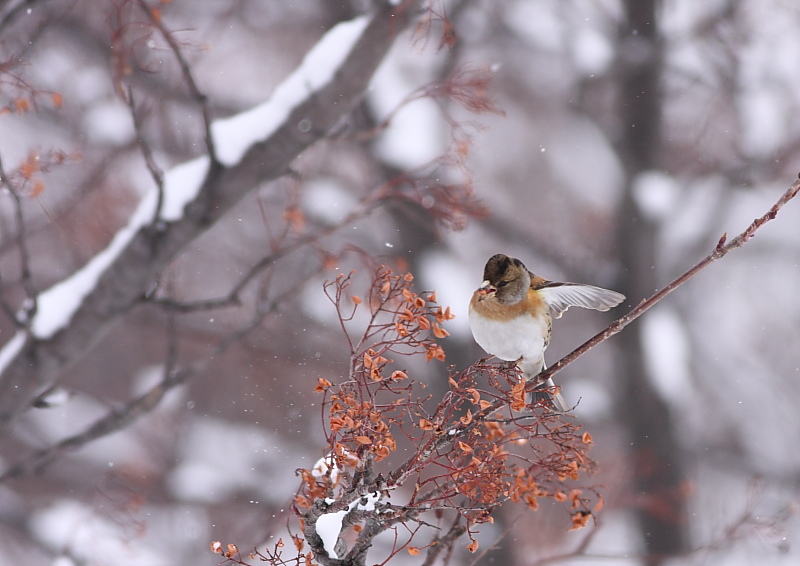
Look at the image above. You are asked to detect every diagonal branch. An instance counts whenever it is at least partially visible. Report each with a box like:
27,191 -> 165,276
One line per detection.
536,175 -> 800,386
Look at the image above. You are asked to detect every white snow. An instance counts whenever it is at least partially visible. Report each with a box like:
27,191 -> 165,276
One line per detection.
316,493 -> 381,559
0,330 -> 26,375
738,87 -> 785,158
30,156 -> 209,339
573,27 -> 613,75
211,15 -> 370,166
502,1 -> 563,51
547,114 -> 623,208
311,454 -> 341,484
317,505 -> 349,559
23,393 -> 155,468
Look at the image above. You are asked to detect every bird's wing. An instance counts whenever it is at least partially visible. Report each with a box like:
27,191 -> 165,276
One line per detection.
537,282 -> 625,319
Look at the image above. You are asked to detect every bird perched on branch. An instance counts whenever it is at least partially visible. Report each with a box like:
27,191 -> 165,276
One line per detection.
468,254 -> 625,411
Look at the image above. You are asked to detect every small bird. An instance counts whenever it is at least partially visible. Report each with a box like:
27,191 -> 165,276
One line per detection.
468,254 -> 625,411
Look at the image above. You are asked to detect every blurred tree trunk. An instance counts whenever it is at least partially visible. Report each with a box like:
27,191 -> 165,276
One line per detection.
615,0 -> 688,562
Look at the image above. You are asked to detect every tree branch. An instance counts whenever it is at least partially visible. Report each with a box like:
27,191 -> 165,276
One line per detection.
537,176 -> 800,386
0,0 -> 422,430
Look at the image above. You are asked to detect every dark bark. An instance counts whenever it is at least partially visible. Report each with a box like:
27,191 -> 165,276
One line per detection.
615,0 -> 689,562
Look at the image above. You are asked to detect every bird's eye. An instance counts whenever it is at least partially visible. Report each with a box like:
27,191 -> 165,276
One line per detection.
497,281 -> 509,288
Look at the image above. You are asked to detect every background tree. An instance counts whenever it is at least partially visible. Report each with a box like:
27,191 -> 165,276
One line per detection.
1,1 -> 799,566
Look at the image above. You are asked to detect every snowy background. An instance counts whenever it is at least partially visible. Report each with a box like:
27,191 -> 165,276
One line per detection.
1,1 -> 799,565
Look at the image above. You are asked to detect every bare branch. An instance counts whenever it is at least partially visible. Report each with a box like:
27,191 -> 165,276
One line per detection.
125,87 -> 167,225
136,0 -> 218,162
536,176 -> 800,386
0,152 -> 36,326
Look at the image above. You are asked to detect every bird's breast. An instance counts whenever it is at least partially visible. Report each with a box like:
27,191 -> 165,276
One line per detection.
468,303 -> 550,363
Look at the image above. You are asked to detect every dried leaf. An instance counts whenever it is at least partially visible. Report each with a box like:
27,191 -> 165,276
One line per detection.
569,511 -> 592,531
15,98 -> 30,114
594,496 -> 605,512
31,180 -> 45,198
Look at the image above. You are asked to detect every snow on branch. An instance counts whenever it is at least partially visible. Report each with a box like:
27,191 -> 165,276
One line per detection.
0,1 -> 422,429
211,15 -> 370,167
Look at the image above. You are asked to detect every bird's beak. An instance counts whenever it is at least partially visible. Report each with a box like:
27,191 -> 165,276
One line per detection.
476,280 -> 496,301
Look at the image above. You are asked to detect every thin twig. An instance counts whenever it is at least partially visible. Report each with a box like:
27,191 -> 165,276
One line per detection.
0,152 -> 37,326
137,0 -> 218,162
153,185 -> 386,313
125,87 -> 166,225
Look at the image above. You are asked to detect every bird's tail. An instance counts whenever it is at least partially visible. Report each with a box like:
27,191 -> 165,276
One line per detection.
519,359 -> 570,412
531,377 -> 570,412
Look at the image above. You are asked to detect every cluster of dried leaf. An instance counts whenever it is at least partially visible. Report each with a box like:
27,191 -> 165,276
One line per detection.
213,266 -> 600,566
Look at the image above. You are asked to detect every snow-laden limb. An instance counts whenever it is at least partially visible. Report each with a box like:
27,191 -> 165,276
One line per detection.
314,493 -> 382,560
29,13 -> 370,339
317,504 -> 349,559
0,1 -> 420,430
32,157 -> 210,339
212,16 -> 370,167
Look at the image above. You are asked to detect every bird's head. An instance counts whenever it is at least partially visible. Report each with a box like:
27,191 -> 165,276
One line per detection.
477,254 -> 531,304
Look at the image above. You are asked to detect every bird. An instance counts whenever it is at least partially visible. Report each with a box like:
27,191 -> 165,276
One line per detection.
468,254 -> 625,411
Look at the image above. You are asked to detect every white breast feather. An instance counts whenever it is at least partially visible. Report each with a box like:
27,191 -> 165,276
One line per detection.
468,309 -> 548,367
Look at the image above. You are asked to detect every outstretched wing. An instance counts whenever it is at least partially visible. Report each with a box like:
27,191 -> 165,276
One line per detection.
536,281 -> 625,319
